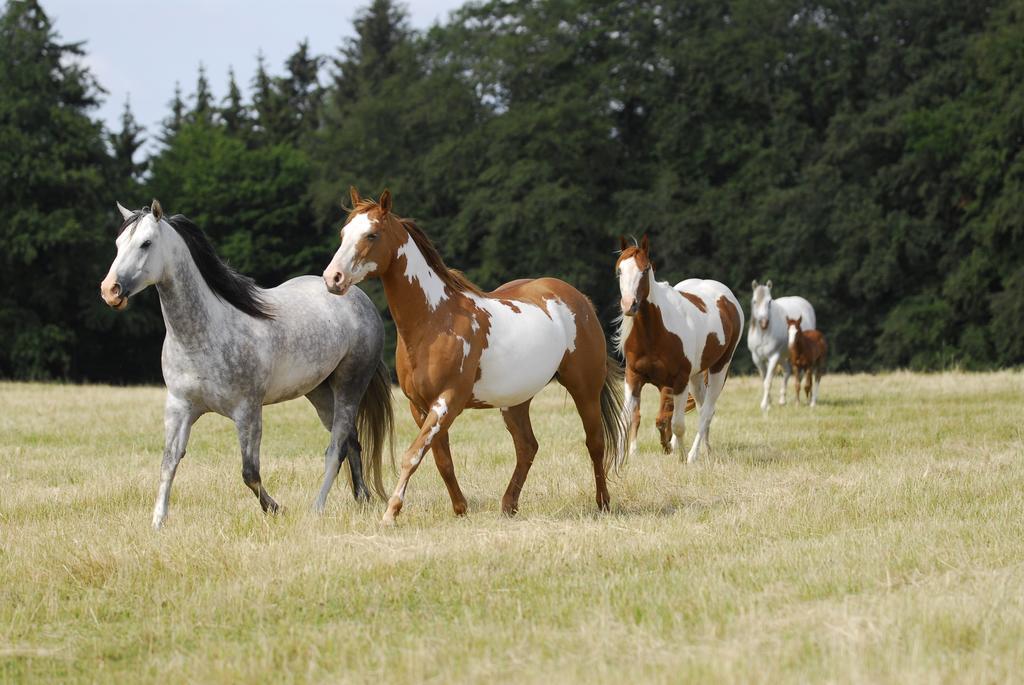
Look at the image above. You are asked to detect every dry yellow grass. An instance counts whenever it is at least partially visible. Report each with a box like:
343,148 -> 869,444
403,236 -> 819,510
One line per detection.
2,371 -> 1023,683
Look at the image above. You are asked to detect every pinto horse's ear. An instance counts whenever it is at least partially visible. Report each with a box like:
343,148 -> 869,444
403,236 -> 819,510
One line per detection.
766,279 -> 773,290
619,235 -> 629,252
349,186 -> 361,208
116,202 -> 133,221
379,189 -> 392,214
639,233 -> 650,254
150,199 -> 163,221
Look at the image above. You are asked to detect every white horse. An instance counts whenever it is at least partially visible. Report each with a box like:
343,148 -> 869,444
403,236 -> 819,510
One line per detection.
100,201 -> 394,528
746,280 -> 816,410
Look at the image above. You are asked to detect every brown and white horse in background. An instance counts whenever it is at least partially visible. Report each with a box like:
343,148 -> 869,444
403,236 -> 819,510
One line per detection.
616,236 -> 743,463
786,316 -> 827,406
322,188 -> 626,524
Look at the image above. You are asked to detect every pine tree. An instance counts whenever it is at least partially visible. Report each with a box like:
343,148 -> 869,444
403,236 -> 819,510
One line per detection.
191,63 -> 214,124
332,0 -> 413,102
108,96 -> 147,183
160,82 -> 186,145
251,51 -> 284,142
0,0 -> 114,378
280,39 -> 323,142
250,43 -> 324,145
221,67 -> 249,137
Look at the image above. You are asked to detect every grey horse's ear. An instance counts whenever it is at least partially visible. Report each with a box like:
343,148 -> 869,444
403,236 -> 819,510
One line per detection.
116,202 -> 133,221
766,279 -> 773,290
751,279 -> 758,291
150,199 -> 163,221
349,186 -> 361,207
379,188 -> 392,214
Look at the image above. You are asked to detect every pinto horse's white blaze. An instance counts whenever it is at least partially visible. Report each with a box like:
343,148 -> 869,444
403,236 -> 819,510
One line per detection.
324,213 -> 379,293
617,256 -> 644,312
469,294 -> 577,408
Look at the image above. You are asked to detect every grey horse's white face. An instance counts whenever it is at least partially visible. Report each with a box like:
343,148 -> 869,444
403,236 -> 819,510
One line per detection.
750,280 -> 774,331
100,202 -> 170,309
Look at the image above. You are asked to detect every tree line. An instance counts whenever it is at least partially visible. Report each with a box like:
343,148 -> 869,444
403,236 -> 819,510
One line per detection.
2,0 -> 1021,382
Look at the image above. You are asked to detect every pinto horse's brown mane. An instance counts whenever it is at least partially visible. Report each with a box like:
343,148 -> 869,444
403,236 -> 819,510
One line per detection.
347,198 -> 485,297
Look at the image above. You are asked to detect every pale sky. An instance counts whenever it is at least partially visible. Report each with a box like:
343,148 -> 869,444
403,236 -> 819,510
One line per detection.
42,0 -> 467,150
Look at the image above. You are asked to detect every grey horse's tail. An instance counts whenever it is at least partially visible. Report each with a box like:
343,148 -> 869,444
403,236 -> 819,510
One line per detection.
600,355 -> 628,474
357,359 -> 394,499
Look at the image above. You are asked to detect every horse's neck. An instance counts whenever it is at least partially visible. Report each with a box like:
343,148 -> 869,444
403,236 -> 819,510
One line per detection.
156,243 -> 232,348
632,278 -> 677,347
380,237 -> 464,348
751,302 -> 787,348
649,278 -> 679,311
791,332 -> 812,361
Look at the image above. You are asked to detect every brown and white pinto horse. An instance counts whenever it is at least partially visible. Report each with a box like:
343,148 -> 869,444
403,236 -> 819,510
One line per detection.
786,316 -> 827,406
323,188 -> 626,524
616,236 -> 743,463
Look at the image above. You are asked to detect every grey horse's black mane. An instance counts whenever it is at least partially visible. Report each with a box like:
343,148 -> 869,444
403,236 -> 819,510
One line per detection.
119,207 -> 274,319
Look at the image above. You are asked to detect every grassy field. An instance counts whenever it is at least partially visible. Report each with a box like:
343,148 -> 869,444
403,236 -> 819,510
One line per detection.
1,371 -> 1023,683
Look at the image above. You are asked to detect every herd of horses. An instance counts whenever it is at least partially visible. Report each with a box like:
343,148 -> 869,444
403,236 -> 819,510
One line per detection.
99,190 -> 828,528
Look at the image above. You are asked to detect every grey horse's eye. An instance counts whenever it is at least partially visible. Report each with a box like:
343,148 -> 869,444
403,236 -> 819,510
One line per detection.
141,240 -> 152,249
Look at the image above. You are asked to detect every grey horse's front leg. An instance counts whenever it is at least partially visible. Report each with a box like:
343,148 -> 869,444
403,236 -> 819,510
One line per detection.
235,407 -> 279,514
152,394 -> 197,529
779,359 -> 792,405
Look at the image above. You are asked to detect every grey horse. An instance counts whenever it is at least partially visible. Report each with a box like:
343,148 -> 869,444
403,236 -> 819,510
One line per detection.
100,200 -> 393,529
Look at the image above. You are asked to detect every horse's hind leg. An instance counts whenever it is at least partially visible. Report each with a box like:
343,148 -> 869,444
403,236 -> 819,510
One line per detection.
235,404 -> 279,514
687,374 -> 710,450
152,394 -> 199,529
619,371 -> 642,461
560,369 -> 611,512
329,384 -> 366,502
804,368 -> 814,406
685,369 -> 729,464
811,366 -> 822,407
500,401 -> 539,516
307,382 -> 352,511
345,434 -> 370,501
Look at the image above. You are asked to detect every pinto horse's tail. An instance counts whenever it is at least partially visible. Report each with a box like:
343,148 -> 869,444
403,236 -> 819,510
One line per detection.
601,355 -> 629,473
357,359 -> 395,499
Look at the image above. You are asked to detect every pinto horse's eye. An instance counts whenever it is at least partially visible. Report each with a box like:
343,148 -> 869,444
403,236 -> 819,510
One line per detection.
615,268 -> 621,277
367,232 -> 379,242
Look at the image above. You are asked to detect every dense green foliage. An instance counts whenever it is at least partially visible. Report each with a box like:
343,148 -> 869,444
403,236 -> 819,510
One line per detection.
1,0 -> 1022,380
